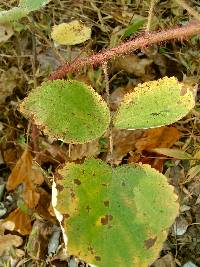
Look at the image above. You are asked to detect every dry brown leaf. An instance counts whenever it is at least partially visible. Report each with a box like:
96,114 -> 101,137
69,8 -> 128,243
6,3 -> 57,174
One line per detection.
70,139 -> 100,160
152,253 -> 176,267
6,149 -> 44,208
24,186 -> 40,209
113,54 -> 153,77
5,208 -> 32,235
34,188 -> 57,224
0,67 -> 19,104
128,127 -> 180,172
128,152 -> 164,172
27,220 -> 54,260
110,84 -> 137,111
0,234 -> 23,256
108,128 -> 144,165
6,150 -> 33,191
135,126 -> 180,152
0,24 -> 13,43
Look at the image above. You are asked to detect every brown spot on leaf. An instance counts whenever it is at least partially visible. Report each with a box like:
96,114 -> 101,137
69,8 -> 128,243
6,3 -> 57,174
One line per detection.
86,205 -> 91,212
144,236 -> 157,249
56,184 -> 64,191
74,179 -> 81,185
95,256 -> 101,261
104,200 -> 110,207
64,214 -> 70,219
180,85 -> 187,96
122,181 -> 126,186
101,214 -> 113,225
70,189 -> 75,198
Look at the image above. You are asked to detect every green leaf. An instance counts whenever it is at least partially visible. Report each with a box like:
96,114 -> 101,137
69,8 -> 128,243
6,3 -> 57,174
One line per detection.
122,18 -> 145,38
152,148 -> 192,159
0,7 -> 28,24
0,0 -> 50,24
51,21 -> 91,45
19,0 -> 51,11
114,77 -> 196,129
54,158 -> 179,267
20,80 -> 110,144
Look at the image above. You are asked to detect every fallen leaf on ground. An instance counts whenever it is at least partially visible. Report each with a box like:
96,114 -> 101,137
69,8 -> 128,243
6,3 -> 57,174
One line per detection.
34,188 -> 57,224
0,67 -> 19,105
107,128 -> 144,164
113,54 -> 153,77
172,215 -> 190,236
152,148 -> 192,160
135,126 -> 180,152
152,253 -> 176,267
0,24 -> 13,43
110,84 -> 137,111
5,208 -> 32,235
23,185 -> 40,209
0,220 -> 23,256
27,220 -> 54,260
0,234 -> 23,256
6,149 -> 44,209
70,140 -> 100,160
129,127 -> 181,171
6,150 -> 32,191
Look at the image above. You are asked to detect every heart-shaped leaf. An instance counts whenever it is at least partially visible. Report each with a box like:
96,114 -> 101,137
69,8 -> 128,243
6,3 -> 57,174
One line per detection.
54,158 -> 179,267
114,76 -> 196,129
20,80 -> 110,144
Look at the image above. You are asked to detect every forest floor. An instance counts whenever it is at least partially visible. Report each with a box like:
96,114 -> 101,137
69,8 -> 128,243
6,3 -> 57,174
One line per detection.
0,0 -> 200,266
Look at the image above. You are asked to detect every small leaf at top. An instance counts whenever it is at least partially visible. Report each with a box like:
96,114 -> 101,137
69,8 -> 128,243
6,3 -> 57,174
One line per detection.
54,158 -> 179,267
114,77 -> 196,129
122,18 -> 145,38
20,80 -> 110,144
51,20 -> 91,45
19,0 -> 51,11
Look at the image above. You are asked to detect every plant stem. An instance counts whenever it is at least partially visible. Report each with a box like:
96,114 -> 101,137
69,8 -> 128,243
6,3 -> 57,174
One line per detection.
102,62 -> 113,166
146,0 -> 157,32
49,20 -> 200,80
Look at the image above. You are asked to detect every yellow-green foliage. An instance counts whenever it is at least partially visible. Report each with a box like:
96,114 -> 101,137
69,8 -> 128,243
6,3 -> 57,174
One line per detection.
54,158 -> 179,267
0,0 -> 50,23
20,80 -> 110,144
114,76 -> 196,129
51,21 -> 91,45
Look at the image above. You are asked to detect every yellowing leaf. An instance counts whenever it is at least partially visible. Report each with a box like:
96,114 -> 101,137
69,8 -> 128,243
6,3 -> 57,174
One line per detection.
51,21 -> 91,45
20,80 -> 110,144
114,77 -> 196,129
151,148 -> 192,159
54,158 -> 179,267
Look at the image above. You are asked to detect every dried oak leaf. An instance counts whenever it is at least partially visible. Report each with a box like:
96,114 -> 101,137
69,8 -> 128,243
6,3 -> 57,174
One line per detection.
135,126 -> 180,152
6,150 -> 44,209
129,127 -> 180,172
108,128 -> 144,165
5,208 -> 32,235
70,139 -> 100,161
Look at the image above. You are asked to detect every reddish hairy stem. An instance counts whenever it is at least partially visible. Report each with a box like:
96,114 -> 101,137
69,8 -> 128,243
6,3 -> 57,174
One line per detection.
49,21 -> 200,80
